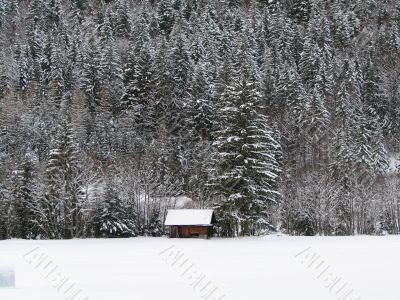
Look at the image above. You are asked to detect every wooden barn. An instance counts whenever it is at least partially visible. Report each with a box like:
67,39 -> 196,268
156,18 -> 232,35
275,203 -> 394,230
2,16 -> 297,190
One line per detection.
164,209 -> 216,238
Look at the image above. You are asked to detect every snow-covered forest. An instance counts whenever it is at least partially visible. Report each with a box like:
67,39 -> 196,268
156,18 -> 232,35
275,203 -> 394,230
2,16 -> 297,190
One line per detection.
0,0 -> 400,239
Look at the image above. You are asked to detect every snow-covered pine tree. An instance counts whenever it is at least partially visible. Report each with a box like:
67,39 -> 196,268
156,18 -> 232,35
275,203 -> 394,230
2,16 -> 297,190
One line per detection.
276,61 -> 309,122
120,43 -> 136,110
0,203 -> 5,240
68,0 -> 87,27
169,30 -> 192,100
362,58 -> 388,123
114,0 -> 131,37
157,0 -> 174,36
352,105 -> 388,182
41,106 -> 82,239
99,14 -> 123,117
146,208 -> 163,237
48,44 -> 65,110
94,181 -> 137,238
352,106 -> 376,184
14,43 -> 29,94
353,0 -> 376,24
211,64 -> 281,236
332,3 -> 352,49
12,153 -> 38,239
299,36 -> 321,89
120,43 -> 155,139
79,36 -> 102,139
330,61 -> 359,183
303,81 -> 330,167
290,0 -> 311,23
0,175 -> 12,240
186,64 -> 214,141
0,1 -> 5,29
80,36 -> 102,113
308,2 -> 334,62
44,0 -> 61,29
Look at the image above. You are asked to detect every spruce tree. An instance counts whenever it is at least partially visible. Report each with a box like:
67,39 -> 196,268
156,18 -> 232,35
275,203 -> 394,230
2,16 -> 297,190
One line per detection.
186,65 -> 214,141
114,0 -> 131,37
13,153 -> 38,239
94,182 -> 137,238
157,0 -> 174,36
298,36 -> 320,89
304,81 -> 330,152
362,58 -> 388,120
146,209 -> 163,237
121,44 -> 155,138
42,106 -> 82,239
290,0 -> 311,23
99,15 -> 123,117
211,66 -> 281,236
80,36 -> 102,113
169,31 -> 192,99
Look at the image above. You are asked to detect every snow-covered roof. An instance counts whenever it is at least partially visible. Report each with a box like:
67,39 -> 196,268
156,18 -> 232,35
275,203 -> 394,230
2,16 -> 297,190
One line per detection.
165,209 -> 215,226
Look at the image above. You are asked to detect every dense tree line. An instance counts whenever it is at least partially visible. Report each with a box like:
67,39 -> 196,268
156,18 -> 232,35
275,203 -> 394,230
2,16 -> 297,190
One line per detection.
0,0 -> 400,239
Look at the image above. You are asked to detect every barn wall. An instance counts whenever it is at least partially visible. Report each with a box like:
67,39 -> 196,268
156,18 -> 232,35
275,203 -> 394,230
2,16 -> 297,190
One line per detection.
169,226 -> 213,238
178,226 -> 210,238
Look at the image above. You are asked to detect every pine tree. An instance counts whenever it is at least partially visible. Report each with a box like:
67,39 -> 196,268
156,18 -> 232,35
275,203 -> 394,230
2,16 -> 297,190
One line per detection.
0,202 -> 6,239
353,0 -> 376,24
332,5 -> 352,49
363,58 -> 388,120
269,10 -> 301,64
0,1 -> 5,29
308,3 -> 334,61
146,209 -> 163,236
352,106 -> 388,179
352,106 -> 376,183
304,81 -> 330,146
169,31 -> 192,99
330,72 -> 357,186
0,176 -> 13,240
186,64 -> 214,141
290,0 -> 311,23
211,66 -> 281,236
99,16 -> 123,117
260,63 -> 276,116
14,44 -> 29,93
0,48 -> 10,101
80,36 -> 102,113
28,0 -> 45,27
68,0 -> 88,26
80,36 -> 102,139
94,181 -> 137,238
276,61 -> 309,124
157,0 -> 174,36
121,43 -> 155,139
120,44 -> 136,109
42,108 -> 82,239
12,153 -> 38,239
48,45 -> 65,109
45,0 -> 61,29
298,36 -> 320,89
114,0 -> 131,37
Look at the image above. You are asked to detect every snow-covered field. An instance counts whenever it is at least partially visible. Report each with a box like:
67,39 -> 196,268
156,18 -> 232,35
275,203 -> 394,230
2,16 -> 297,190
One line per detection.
0,235 -> 399,300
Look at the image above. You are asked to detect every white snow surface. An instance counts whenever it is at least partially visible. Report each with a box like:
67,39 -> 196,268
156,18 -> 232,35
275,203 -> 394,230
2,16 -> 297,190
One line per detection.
0,235 -> 399,300
164,209 -> 214,226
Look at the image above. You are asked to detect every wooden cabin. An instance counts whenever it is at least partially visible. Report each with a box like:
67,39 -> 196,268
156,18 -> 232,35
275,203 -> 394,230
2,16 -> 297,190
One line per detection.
164,209 -> 216,238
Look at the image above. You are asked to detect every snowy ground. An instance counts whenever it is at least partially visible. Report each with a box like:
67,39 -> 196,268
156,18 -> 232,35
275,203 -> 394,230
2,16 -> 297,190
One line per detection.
0,235 -> 399,300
